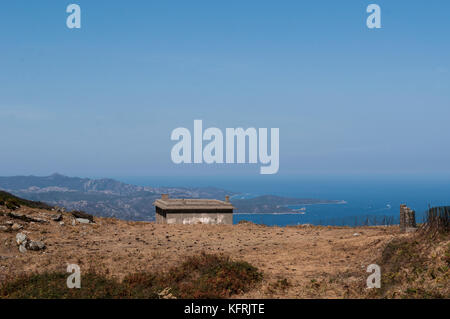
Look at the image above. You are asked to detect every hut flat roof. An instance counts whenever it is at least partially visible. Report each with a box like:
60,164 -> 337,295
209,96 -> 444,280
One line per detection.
153,198 -> 234,210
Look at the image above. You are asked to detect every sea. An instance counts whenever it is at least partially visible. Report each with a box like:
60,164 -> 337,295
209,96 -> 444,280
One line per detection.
119,174 -> 450,227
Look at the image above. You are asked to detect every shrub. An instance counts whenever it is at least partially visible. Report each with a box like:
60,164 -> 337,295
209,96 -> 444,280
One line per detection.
373,234 -> 449,299
0,253 -> 262,299
162,252 -> 263,298
0,273 -> 124,299
420,206 -> 450,235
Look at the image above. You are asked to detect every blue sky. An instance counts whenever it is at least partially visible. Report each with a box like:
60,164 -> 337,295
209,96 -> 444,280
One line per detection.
0,1 -> 449,177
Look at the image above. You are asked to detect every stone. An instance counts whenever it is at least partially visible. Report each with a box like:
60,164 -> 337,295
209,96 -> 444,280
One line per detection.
19,244 -> 27,253
158,287 -> 176,299
16,233 -> 27,245
59,221 -> 65,226
353,233 -> 360,236
0,226 -> 8,232
76,218 -> 91,224
72,219 -> 76,226
52,214 -> 62,222
71,211 -> 94,223
11,223 -> 23,231
27,241 -> 46,251
8,212 -> 47,223
33,218 -> 48,223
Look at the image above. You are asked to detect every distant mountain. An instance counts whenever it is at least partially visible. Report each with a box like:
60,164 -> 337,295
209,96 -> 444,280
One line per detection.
0,174 -> 342,221
0,174 -> 235,221
0,173 -> 149,196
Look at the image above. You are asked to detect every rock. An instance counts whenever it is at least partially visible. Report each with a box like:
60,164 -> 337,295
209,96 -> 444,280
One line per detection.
71,211 -> 94,223
16,233 -> 27,245
353,233 -> 360,236
8,212 -> 35,222
27,241 -> 46,251
0,226 -> 8,232
76,218 -> 91,224
158,287 -> 176,299
52,214 -> 62,222
33,217 -> 48,223
5,221 -> 13,226
59,221 -> 65,226
6,202 -> 19,210
8,212 -> 48,223
11,223 -> 23,231
72,219 -> 76,226
19,244 -> 27,253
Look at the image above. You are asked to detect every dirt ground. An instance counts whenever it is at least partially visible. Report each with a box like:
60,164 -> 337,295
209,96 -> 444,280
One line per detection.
0,207 -> 406,298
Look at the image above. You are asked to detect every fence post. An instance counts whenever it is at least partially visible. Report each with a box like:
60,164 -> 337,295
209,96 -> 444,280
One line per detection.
400,204 -> 406,232
400,204 -> 417,233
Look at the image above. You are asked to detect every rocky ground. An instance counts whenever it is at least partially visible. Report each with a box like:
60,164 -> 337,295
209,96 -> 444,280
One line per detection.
0,205 -> 413,298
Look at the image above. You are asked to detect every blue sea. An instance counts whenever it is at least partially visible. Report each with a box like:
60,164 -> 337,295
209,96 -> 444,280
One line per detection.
118,174 -> 450,227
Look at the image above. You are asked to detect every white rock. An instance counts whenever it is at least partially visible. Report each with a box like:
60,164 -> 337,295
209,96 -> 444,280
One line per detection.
16,233 -> 27,245
19,244 -> 27,253
76,218 -> 91,224
353,233 -> 360,236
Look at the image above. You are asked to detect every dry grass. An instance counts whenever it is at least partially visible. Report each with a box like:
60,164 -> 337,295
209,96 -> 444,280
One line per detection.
0,253 -> 262,299
3,204 -> 445,299
376,235 -> 449,298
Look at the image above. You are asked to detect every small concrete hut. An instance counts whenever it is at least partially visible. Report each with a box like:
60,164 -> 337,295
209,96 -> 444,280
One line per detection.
153,194 -> 234,225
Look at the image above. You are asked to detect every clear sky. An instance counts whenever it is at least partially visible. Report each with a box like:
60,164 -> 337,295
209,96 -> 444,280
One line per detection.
0,1 -> 449,177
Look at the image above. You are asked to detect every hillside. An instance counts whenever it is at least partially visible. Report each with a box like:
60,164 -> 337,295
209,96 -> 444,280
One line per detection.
1,193 -> 447,299
0,190 -> 53,210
